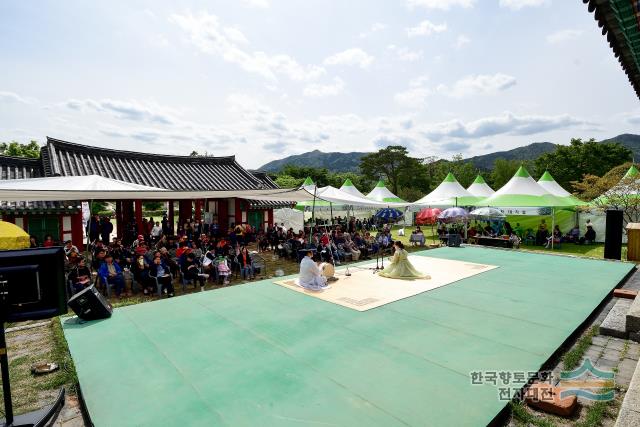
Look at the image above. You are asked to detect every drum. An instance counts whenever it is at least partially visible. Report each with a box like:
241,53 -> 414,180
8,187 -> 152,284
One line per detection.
319,262 -> 335,278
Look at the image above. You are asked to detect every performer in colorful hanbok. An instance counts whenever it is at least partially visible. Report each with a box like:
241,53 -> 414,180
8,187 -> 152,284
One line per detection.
298,249 -> 330,291
379,241 -> 430,280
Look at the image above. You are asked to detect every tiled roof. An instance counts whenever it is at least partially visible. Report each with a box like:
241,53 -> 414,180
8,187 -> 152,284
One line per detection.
584,0 -> 640,99
44,137 -> 270,191
0,154 -> 79,213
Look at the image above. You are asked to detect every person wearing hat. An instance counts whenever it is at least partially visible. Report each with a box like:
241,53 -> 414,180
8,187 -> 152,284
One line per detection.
298,249 -> 329,291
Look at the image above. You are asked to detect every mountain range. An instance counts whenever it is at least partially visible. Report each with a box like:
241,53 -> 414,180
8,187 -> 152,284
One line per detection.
258,134 -> 640,173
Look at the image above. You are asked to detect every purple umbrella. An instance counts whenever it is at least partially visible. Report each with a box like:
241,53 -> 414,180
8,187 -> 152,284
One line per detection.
437,207 -> 469,223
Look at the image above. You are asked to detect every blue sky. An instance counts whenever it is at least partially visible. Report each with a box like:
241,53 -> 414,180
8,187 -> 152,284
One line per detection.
0,0 -> 638,169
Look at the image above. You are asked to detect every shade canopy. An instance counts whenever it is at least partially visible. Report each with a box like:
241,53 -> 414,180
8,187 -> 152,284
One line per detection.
366,181 -> 405,203
466,175 -> 495,197
479,166 -> 577,208
295,178 -> 406,211
413,173 -> 480,207
537,171 -> 585,206
0,221 -> 30,250
469,207 -> 506,219
0,174 -> 317,202
339,179 -> 367,199
416,208 -> 442,225
375,208 -> 403,220
438,207 -> 469,223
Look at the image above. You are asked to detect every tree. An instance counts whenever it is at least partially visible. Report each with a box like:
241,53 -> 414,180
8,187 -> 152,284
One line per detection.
588,174 -> 640,226
0,140 -> 41,158
572,162 -> 632,201
534,138 -> 631,191
433,154 -> 477,188
274,174 -> 304,188
359,146 -> 422,195
489,158 -> 534,189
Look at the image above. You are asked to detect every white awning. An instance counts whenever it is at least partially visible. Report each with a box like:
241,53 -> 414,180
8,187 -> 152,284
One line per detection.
0,175 -> 317,202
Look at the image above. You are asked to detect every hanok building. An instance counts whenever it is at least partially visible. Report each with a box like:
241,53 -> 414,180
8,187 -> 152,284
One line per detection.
0,137 -> 288,249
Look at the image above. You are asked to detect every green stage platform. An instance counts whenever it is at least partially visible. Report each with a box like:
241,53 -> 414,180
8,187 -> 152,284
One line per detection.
62,247 -> 635,427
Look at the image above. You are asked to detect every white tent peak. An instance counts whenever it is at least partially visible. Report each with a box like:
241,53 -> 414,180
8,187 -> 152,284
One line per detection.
366,180 -> 405,203
413,173 -> 473,206
467,175 -> 495,197
537,171 -> 572,197
339,179 -> 366,199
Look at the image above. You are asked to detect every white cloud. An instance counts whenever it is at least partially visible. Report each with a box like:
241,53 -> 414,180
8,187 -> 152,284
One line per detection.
0,90 -> 34,104
324,48 -> 374,69
499,0 -> 549,10
407,20 -> 447,37
454,35 -> 471,49
239,0 -> 269,8
359,23 -> 387,38
421,112 -> 586,141
546,29 -> 583,44
64,98 -> 179,124
437,73 -> 517,98
388,45 -> 423,62
171,11 -> 324,82
407,0 -> 475,10
394,75 -> 430,108
303,78 -> 346,98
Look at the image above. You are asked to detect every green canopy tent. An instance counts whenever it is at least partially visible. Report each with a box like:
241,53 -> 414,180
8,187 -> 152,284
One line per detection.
366,180 -> 406,204
480,166 -> 582,248
412,172 -> 483,207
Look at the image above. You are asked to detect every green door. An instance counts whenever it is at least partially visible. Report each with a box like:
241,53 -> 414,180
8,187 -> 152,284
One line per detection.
28,216 -> 60,244
247,211 -> 263,231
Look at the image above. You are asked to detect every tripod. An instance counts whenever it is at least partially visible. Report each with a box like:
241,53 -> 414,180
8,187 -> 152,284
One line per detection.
0,279 -> 65,427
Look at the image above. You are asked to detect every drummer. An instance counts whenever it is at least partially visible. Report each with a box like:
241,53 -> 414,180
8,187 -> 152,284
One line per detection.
298,249 -> 330,291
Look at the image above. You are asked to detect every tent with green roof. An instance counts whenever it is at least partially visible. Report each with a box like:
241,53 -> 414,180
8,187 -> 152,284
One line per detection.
413,173 -> 481,207
366,180 -> 406,203
480,166 -> 579,208
339,178 -> 367,199
537,171 -> 585,206
466,175 -> 495,198
294,177 -> 332,211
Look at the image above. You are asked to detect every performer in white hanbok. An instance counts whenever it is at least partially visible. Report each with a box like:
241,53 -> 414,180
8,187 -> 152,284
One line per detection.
298,250 -> 330,291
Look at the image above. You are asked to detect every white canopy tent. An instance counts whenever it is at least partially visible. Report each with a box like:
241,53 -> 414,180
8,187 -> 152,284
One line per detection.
0,175 -> 317,202
366,180 -> 405,203
466,175 -> 495,197
339,179 -> 367,199
412,173 -> 479,207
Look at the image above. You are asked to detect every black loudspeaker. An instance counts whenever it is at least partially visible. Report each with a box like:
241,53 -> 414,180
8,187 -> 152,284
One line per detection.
604,209 -> 624,260
68,285 -> 113,321
0,247 -> 67,322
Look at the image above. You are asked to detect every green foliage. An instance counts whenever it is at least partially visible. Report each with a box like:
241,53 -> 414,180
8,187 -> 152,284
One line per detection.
534,138 -> 631,191
0,140 -> 41,158
143,201 -> 163,211
274,174 -> 304,188
360,145 -> 422,194
90,201 -> 109,214
433,154 -> 477,188
490,158 -> 534,189
563,325 -> 599,371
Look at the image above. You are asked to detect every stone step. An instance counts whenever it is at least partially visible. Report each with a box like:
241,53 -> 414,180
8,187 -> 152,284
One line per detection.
614,352 -> 640,426
626,295 -> 640,333
601,299 -> 633,339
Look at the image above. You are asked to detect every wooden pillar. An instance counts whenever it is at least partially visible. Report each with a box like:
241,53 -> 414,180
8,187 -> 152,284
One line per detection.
178,200 -> 191,227
115,201 -> 123,238
218,199 -> 228,231
267,208 -> 274,229
194,199 -> 202,221
71,212 -> 85,251
134,200 -> 143,234
234,199 -> 242,226
168,200 -> 174,234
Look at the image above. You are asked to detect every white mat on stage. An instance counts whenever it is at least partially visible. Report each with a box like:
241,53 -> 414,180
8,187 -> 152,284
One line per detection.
273,255 -> 498,311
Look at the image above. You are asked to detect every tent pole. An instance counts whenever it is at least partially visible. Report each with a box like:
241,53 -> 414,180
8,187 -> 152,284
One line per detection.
551,208 -> 555,250
310,186 -> 318,245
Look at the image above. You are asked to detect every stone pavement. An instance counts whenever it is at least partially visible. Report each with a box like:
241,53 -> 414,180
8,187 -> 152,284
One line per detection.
51,395 -> 85,427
